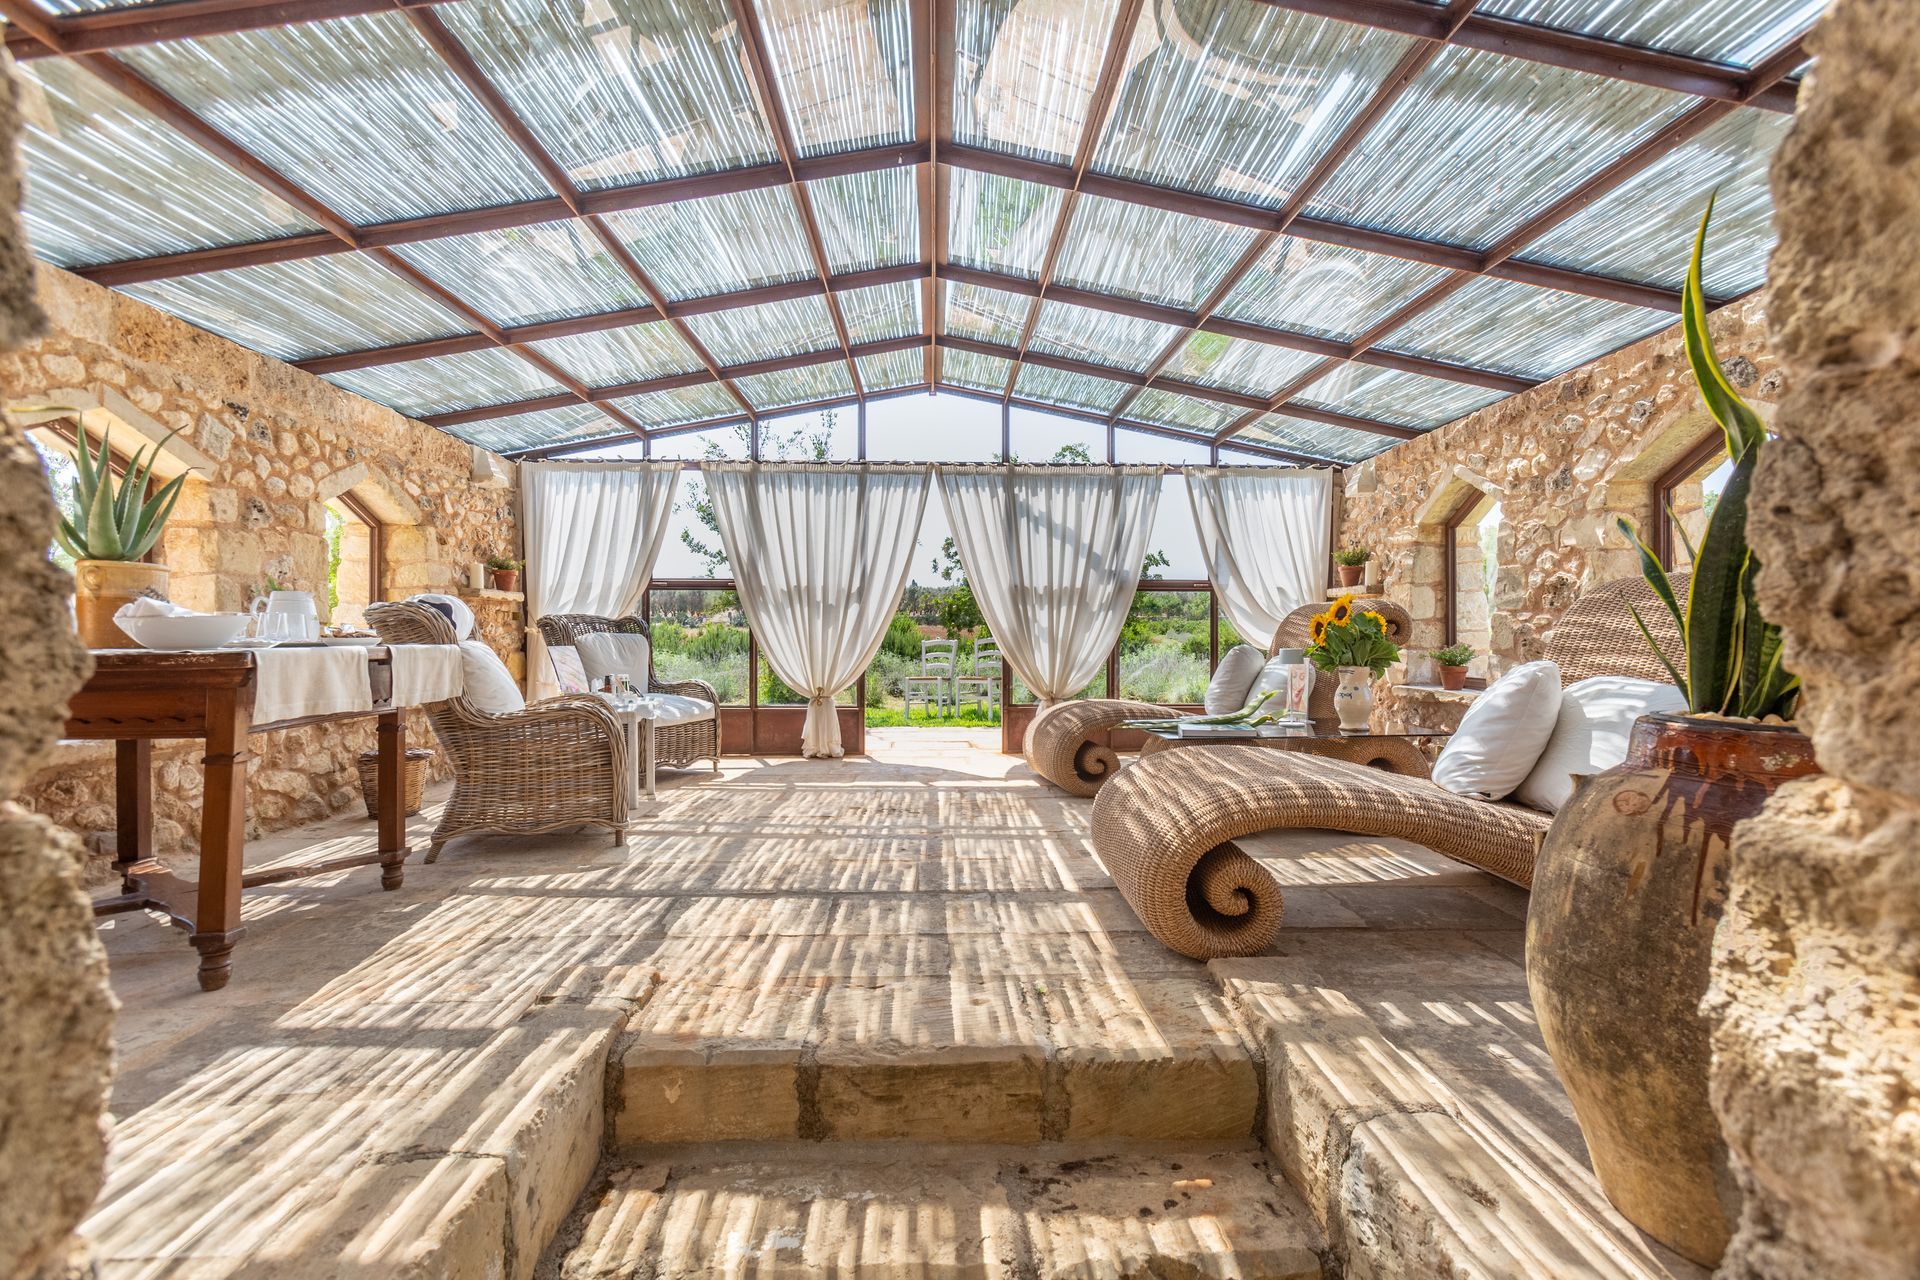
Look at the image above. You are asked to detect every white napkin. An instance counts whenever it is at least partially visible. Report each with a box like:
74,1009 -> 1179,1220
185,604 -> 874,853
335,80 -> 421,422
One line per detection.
388,644 -> 464,708
115,597 -> 201,621
253,647 -> 375,724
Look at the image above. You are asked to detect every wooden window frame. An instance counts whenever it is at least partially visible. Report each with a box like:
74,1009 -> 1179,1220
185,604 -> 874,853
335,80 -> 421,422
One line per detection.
1651,434 -> 1728,571
329,490 -> 386,608
1443,489 -> 1495,690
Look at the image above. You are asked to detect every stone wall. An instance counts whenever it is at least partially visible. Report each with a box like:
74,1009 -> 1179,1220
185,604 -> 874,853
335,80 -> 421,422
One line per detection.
1339,298 -> 1782,696
1706,2 -> 1920,1275
2,265 -> 524,870
0,55 -> 114,1280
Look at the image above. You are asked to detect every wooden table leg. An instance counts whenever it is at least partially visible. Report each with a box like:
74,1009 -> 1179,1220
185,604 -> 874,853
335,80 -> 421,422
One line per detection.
114,738 -> 153,889
190,687 -> 250,992
376,709 -> 409,890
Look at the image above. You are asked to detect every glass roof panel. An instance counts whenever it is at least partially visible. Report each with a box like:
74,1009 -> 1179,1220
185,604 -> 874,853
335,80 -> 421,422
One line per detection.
1519,110 -> 1790,296
13,58 -> 322,267
945,167 -> 1064,279
682,295 -> 839,363
755,0 -> 914,156
808,168 -> 919,273
1306,47 -> 1695,249
1165,332 -> 1323,398
1293,363 -> 1503,430
1378,277 -> 1671,380
1027,300 -> 1184,372
942,282 -> 1031,347
1477,0 -> 1824,67
448,404 -> 630,455
612,381 -> 741,428
119,255 -> 471,361
1240,412 -> 1392,463
602,186 -> 814,300
1014,364 -> 1128,415
120,13 -> 553,224
838,281 -> 921,343
1053,195 -> 1257,309
951,0 -> 1124,164
323,348 -> 565,417
1094,2 -> 1415,207
1124,387 -> 1242,435
441,0 -> 777,191
1215,236 -> 1450,341
391,222 -> 650,327
940,348 -> 1012,393
736,360 -> 856,410
527,320 -> 703,386
858,346 -> 925,391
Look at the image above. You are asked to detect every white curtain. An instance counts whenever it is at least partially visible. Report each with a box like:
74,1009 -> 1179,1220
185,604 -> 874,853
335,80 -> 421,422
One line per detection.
938,466 -> 1161,710
706,463 -> 930,758
1185,466 -> 1332,646
521,461 -> 680,699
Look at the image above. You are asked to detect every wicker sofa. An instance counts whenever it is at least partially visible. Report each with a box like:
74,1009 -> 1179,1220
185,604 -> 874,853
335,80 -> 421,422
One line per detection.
365,601 -> 628,862
1088,576 -> 1687,960
535,613 -> 721,772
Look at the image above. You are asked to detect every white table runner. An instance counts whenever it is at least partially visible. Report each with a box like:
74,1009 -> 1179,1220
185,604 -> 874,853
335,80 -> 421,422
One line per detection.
253,647 -> 376,724
388,644 -> 464,707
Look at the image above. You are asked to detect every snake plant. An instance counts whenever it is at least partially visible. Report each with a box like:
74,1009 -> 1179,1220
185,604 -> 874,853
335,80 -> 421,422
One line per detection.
1615,196 -> 1799,720
52,418 -> 188,563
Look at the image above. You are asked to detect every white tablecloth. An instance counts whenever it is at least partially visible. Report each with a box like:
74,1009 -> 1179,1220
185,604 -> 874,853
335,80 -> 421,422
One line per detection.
253,647 -> 376,724
388,644 -> 464,707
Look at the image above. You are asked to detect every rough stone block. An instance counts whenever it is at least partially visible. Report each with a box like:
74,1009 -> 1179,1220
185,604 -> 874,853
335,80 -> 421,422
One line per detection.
814,1044 -> 1046,1142
614,1041 -> 801,1145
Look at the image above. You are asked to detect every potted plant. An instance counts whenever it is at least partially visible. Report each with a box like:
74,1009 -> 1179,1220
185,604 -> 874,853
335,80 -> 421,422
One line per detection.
52,420 -> 189,649
1332,544 -> 1370,587
1525,198 -> 1815,1268
1304,594 -> 1400,730
1432,643 -> 1475,690
485,555 -> 522,592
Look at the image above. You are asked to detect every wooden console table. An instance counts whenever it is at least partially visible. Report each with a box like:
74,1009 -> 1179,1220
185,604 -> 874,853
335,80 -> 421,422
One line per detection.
66,649 -> 412,991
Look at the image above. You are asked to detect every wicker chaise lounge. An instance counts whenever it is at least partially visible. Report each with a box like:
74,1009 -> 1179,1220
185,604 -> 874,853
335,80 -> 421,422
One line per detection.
1089,576 -> 1686,960
536,613 -> 722,772
366,601 -> 629,861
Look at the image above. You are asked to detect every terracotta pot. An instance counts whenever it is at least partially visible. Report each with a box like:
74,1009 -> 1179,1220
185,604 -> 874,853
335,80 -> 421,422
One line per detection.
1336,563 -> 1365,587
489,569 -> 520,592
1527,713 -> 1818,1266
73,558 -> 170,649
1438,664 -> 1469,691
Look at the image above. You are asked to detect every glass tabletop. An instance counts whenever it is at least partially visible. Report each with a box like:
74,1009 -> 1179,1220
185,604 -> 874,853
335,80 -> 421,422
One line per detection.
1133,720 -> 1451,741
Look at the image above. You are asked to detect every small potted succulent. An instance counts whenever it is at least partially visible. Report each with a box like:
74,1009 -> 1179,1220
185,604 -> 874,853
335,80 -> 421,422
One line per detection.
1432,643 -> 1475,690
485,554 -> 522,592
1332,544 -> 1371,588
53,420 -> 190,648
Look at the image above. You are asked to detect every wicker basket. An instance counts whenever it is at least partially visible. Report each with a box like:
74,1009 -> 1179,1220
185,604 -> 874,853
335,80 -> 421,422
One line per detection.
356,747 -> 434,818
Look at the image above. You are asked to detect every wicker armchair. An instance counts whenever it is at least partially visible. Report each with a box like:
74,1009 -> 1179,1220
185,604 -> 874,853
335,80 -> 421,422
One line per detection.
534,613 -> 721,771
365,602 -> 627,862
1088,576 -> 1689,960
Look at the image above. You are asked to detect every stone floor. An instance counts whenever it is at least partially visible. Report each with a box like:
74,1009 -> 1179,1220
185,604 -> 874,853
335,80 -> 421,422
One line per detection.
81,728 -> 1703,1279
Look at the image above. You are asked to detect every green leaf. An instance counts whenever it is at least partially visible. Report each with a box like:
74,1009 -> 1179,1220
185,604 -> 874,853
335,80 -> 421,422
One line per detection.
1684,446 -> 1758,713
82,444 -> 124,561
54,516 -> 85,562
1664,498 -> 1700,568
1626,599 -> 1689,697
1682,195 -> 1766,460
128,472 -> 188,559
1616,517 -> 1686,634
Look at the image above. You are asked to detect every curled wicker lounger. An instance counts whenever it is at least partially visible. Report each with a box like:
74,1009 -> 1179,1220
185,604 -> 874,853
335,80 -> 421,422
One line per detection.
1024,698 -> 1177,796
1092,746 -> 1552,959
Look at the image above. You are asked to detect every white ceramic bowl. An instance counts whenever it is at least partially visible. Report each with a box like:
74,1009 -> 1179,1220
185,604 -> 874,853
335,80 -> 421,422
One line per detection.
120,613 -> 250,651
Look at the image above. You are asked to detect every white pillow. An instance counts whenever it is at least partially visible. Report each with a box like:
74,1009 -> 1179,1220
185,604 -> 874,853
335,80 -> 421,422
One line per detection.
458,639 -> 525,713
1512,676 -> 1688,813
1204,645 -> 1267,714
1241,654 -> 1297,714
577,631 -> 651,686
1430,660 -> 1563,801
409,592 -> 475,640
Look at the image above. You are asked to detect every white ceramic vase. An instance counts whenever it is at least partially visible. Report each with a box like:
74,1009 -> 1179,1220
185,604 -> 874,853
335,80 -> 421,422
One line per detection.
1334,666 -> 1374,731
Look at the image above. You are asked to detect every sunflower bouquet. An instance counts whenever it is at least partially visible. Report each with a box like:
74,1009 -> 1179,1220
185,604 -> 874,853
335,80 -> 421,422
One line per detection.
1306,594 -> 1400,676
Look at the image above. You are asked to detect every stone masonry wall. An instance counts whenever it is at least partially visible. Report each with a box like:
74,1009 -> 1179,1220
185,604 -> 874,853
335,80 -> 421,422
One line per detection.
3,265 -> 524,873
1705,3 -> 1920,1276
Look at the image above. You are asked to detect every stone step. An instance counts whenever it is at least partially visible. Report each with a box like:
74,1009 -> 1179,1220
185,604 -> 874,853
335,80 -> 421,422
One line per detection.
542,1145 -> 1325,1279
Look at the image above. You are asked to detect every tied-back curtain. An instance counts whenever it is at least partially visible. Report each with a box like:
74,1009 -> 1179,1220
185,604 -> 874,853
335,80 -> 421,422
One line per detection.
706,463 -> 931,758
1185,467 -> 1332,647
938,466 -> 1162,710
522,461 -> 680,699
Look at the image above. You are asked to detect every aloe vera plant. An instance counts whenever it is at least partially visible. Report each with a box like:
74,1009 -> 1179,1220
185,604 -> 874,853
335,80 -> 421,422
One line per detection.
1615,196 -> 1799,720
52,418 -> 188,563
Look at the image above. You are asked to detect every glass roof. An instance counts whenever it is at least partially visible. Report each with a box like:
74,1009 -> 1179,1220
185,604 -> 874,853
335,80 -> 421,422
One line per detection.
857,346 -> 926,392
808,167 -> 920,273
736,360 -> 856,411
681,295 -> 839,363
950,0 -> 1124,164
447,404 -> 631,456
1378,278 -> 1672,380
943,282 -> 1032,347
1216,237 -> 1451,342
322,347 -> 565,418
526,320 -> 704,387
945,167 -> 1064,279
940,348 -> 1013,394
1166,332 -> 1324,399
838,281 -> 922,344
1479,0 -> 1825,67
1014,364 -> 1129,416
122,255 -> 472,361
1240,413 -> 1393,463
1027,300 -> 1185,372
756,0 -> 914,156
612,381 -> 742,428
1124,387 -> 1244,436
1054,195 -> 1258,309
601,186 -> 814,300
391,223 -> 650,327
1293,363 -> 1506,430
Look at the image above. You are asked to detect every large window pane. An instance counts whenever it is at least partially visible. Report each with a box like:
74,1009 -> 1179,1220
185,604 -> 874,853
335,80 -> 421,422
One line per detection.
1119,587 -> 1212,706
649,585 -> 750,704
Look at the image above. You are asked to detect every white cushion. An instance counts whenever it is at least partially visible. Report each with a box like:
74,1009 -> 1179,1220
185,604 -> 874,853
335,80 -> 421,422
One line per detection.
577,631 -> 651,686
409,592 -> 475,640
1512,676 -> 1688,813
458,639 -> 525,713
641,693 -> 715,727
1204,645 -> 1267,714
1241,654 -> 1297,714
1431,660 -> 1563,801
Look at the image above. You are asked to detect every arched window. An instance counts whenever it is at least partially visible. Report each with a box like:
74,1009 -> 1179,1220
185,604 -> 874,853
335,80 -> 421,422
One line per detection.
324,493 -> 382,627
1445,490 -> 1502,684
1653,436 -> 1733,571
